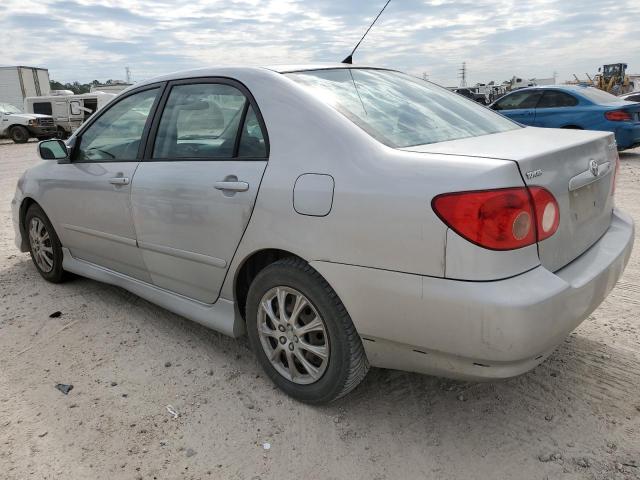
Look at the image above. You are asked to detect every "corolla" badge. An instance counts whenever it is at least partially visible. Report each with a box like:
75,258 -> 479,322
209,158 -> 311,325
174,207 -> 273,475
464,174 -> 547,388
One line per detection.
525,169 -> 543,180
589,159 -> 599,177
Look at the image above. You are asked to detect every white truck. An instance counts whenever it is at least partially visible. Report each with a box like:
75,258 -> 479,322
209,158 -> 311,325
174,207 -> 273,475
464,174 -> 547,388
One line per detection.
0,66 -> 51,108
24,91 -> 116,138
0,66 -> 57,142
0,102 -> 57,143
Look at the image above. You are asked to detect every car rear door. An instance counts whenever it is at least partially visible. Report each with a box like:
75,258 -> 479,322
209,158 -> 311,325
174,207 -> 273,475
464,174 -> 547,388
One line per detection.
41,85 -> 163,282
130,78 -> 269,303
492,90 -> 543,125
533,90 -> 580,127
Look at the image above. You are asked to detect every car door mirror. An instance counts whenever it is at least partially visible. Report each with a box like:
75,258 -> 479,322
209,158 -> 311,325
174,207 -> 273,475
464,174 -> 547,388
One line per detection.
39,139 -> 69,162
70,101 -> 82,116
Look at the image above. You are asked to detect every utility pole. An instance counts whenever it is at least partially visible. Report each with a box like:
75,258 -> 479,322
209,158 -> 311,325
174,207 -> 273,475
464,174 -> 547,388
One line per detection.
553,70 -> 558,85
458,62 -> 467,88
422,72 -> 429,81
125,66 -> 132,84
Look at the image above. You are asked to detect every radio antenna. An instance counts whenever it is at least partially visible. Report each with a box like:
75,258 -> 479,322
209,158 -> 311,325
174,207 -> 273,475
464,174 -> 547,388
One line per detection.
342,0 -> 392,64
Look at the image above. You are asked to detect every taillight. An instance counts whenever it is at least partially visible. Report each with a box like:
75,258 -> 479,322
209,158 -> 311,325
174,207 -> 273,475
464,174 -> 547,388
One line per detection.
432,187 -> 559,251
528,186 -> 560,241
612,150 -> 620,196
604,110 -> 632,122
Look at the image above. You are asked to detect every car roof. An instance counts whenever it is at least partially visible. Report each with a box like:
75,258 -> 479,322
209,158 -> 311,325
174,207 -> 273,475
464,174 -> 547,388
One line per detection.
128,64 -> 395,91
514,84 -> 597,92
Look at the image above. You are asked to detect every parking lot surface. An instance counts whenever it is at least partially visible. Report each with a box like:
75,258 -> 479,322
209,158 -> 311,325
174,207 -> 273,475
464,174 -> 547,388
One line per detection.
1,140 -> 639,480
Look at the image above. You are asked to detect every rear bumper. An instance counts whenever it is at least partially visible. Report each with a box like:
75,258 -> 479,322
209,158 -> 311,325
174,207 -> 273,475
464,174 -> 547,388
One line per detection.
311,209 -> 634,380
613,123 -> 640,149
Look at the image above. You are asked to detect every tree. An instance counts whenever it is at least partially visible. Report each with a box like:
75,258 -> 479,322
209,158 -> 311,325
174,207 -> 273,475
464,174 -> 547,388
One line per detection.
49,80 -> 93,94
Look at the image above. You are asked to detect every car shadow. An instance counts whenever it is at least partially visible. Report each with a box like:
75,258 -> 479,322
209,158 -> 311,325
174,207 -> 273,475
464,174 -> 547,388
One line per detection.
2,254 -> 638,478
620,149 -> 640,161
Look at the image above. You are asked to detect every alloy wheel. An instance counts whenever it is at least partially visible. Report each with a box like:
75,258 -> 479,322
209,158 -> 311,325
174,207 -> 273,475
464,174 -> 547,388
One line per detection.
29,217 -> 54,273
257,286 -> 330,385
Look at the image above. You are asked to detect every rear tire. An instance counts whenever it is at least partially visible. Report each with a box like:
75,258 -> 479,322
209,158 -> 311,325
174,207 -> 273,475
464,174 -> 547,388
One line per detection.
246,257 -> 369,404
10,126 -> 29,144
25,204 -> 68,283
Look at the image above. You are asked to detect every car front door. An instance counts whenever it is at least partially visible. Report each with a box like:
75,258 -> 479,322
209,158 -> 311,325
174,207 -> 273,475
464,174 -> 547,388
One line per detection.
492,90 -> 543,125
130,79 -> 269,303
533,90 -> 579,127
41,85 -> 162,282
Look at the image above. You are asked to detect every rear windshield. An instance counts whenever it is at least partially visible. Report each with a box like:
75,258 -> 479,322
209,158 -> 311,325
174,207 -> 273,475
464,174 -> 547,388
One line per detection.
579,87 -> 627,105
286,68 -> 519,148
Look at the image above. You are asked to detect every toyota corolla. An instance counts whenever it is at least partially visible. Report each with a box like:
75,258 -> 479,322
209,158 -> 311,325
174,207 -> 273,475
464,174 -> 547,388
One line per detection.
12,65 -> 634,403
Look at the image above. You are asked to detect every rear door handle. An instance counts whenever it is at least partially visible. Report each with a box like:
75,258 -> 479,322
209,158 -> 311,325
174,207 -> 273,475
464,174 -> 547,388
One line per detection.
109,177 -> 130,185
214,181 -> 249,192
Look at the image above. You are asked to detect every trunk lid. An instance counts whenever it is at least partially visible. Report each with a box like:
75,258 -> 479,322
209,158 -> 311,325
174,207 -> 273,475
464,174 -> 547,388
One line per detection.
404,127 -> 617,272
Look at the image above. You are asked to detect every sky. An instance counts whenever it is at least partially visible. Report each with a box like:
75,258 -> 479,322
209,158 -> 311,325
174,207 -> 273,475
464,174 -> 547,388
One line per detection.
1,0 -> 639,87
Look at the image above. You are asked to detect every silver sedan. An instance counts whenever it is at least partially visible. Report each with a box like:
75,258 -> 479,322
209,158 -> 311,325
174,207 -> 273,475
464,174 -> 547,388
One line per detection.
12,65 -> 634,403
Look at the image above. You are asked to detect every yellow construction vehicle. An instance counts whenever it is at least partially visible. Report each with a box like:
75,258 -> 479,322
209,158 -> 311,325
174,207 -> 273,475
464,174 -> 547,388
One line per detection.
594,63 -> 632,94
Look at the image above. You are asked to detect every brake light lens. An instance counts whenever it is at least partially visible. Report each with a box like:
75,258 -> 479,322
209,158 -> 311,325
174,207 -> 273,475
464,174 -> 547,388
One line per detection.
612,150 -> 620,196
432,187 -> 559,250
604,110 -> 632,122
528,186 -> 560,241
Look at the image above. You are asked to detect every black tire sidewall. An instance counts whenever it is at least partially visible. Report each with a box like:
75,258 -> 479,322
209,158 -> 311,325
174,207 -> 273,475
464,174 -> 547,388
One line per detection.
11,126 -> 29,144
56,127 -> 68,140
246,260 -> 355,404
25,204 -> 66,283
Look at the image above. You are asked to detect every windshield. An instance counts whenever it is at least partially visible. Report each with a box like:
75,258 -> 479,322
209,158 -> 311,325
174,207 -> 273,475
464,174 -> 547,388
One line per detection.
0,103 -> 22,114
286,69 -> 519,148
579,88 -> 627,105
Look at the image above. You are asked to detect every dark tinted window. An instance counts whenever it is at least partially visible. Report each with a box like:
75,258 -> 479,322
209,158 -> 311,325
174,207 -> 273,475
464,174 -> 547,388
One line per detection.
33,102 -> 52,115
237,105 -> 267,158
493,90 -> 543,110
153,83 -> 247,159
625,94 -> 640,103
537,90 -> 578,108
76,88 -> 159,162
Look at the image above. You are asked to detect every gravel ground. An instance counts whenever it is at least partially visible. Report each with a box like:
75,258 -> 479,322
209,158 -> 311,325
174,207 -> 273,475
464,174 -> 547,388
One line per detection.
1,139 -> 639,480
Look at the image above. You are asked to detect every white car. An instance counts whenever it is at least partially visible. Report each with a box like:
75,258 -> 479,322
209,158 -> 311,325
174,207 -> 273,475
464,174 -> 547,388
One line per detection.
12,65 -> 634,403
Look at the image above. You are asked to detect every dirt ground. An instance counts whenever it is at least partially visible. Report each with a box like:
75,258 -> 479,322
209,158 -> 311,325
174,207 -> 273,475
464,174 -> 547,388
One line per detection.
0,139 -> 639,480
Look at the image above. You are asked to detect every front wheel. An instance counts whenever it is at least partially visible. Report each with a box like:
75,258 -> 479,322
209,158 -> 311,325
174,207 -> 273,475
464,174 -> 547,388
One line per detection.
25,204 -> 68,283
246,257 -> 369,403
10,126 -> 29,143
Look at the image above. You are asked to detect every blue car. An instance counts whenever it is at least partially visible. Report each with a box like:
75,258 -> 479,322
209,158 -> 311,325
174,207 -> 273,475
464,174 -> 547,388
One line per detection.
490,85 -> 640,150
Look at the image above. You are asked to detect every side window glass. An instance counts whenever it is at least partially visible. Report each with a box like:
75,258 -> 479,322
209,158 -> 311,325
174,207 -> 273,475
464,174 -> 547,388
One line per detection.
495,91 -> 541,110
537,91 -> 578,109
237,106 -> 267,158
76,88 -> 159,162
153,83 -> 247,159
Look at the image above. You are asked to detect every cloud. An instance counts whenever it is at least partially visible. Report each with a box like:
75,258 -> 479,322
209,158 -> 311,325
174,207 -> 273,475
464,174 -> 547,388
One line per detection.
1,0 -> 638,86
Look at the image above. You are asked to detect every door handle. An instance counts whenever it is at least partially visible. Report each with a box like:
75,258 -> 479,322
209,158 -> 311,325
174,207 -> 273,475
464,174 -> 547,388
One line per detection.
109,177 -> 130,185
214,181 -> 249,192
